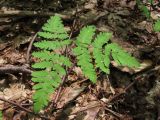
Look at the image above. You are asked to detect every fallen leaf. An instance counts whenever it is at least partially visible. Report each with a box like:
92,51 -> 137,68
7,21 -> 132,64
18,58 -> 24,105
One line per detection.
56,86 -> 86,108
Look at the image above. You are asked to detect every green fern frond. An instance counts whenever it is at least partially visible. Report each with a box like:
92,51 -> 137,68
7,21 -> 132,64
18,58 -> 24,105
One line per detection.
57,56 -> 71,66
93,32 -> 112,48
93,32 -> 112,73
33,88 -> 54,112
74,47 -> 97,83
109,43 -> 140,67
32,70 -> 50,77
38,15 -> 68,40
42,15 -> 67,34
32,15 -> 140,113
136,0 -> 150,18
32,50 -> 52,60
32,60 -> 68,112
103,44 -> 112,73
0,111 -> 2,120
38,32 -> 68,39
32,15 -> 71,113
153,19 -> 160,32
76,26 -> 96,45
32,61 -> 52,69
34,40 -> 71,50
73,26 -> 97,83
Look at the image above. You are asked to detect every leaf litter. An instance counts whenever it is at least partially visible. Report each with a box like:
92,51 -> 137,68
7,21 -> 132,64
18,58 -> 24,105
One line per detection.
0,0 -> 160,119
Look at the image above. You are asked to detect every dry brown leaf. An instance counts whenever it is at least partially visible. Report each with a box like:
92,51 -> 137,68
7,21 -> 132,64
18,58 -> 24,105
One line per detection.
84,0 -> 97,9
56,86 -> 86,108
0,57 -> 7,66
120,0 -> 136,9
84,101 -> 101,120
103,0 -> 114,7
73,67 -> 83,78
3,83 -> 30,101
0,92 -> 4,110
111,60 -> 152,74
71,101 -> 101,119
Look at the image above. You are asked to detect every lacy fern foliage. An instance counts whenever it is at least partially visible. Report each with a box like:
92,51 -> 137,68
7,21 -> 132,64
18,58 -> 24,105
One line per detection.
73,26 -> 97,83
0,111 -> 3,120
154,19 -> 160,32
32,15 -> 71,113
92,32 -> 112,73
73,26 -> 140,83
32,15 -> 140,113
136,0 -> 150,18
0,111 -> 2,120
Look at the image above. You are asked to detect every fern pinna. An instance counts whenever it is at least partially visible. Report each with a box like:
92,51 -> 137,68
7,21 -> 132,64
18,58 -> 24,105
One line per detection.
32,15 -> 140,113
32,15 -> 71,112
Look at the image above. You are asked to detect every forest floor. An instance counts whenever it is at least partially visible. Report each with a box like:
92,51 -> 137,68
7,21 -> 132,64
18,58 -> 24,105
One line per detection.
0,0 -> 160,120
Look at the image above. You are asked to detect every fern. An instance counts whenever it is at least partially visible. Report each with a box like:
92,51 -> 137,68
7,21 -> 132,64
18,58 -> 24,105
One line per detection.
0,111 -> 2,120
92,32 -> 112,73
136,0 -> 150,18
32,15 -> 140,113
148,0 -> 153,4
73,26 -> 140,83
73,26 -> 97,83
92,32 -> 139,74
153,19 -> 160,32
107,43 -> 140,67
32,15 -> 71,113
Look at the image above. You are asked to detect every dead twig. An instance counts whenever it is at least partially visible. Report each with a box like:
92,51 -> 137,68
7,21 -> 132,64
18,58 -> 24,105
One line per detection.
0,97 -> 49,120
26,33 -> 38,64
0,65 -> 32,74
105,108 -> 124,119
0,10 -> 70,19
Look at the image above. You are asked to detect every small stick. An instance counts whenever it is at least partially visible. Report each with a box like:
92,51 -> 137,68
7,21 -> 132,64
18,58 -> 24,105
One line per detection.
105,108 -> 124,119
0,97 -> 49,120
0,10 -> 70,19
0,65 -> 32,74
26,33 -> 38,64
